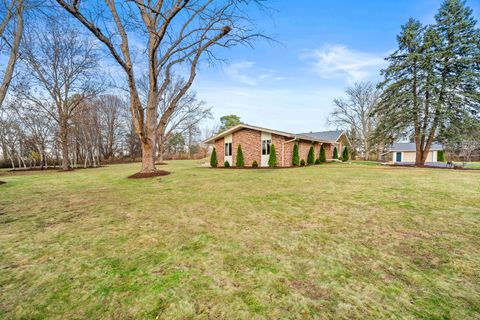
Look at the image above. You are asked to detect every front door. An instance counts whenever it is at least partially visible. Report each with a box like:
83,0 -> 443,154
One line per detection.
396,152 -> 402,162
260,132 -> 272,167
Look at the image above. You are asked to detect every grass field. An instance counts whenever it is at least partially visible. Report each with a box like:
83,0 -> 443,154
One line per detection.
1,161 -> 480,319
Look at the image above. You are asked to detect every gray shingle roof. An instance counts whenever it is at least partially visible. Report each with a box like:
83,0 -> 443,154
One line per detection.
390,142 -> 443,151
298,130 -> 344,142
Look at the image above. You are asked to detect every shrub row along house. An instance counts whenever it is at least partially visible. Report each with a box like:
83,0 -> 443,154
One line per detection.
203,124 -> 350,167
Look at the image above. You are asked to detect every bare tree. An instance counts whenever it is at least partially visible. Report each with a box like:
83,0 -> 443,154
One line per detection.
0,0 -> 23,108
17,16 -> 100,170
14,105 -> 53,169
329,82 -> 380,160
142,76 -> 212,162
55,0 -> 268,173
95,95 -> 126,160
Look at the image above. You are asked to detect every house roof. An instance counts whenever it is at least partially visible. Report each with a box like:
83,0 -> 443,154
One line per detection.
203,124 -> 338,144
389,142 -> 444,152
299,130 -> 344,142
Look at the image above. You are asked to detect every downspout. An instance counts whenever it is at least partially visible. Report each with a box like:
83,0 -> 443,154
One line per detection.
282,137 -> 297,167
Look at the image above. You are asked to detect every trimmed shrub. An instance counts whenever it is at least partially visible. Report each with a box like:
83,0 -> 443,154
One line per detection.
252,160 -> 258,168
292,143 -> 300,166
307,145 -> 315,165
224,160 -> 230,167
236,144 -> 245,167
319,144 -> 327,163
437,150 -> 445,162
268,144 -> 277,167
300,159 -> 306,166
210,147 -> 218,167
333,146 -> 338,159
342,146 -> 349,162
315,158 -> 321,164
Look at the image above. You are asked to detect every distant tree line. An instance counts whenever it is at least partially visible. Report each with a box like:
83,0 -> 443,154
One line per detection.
0,0 -> 267,173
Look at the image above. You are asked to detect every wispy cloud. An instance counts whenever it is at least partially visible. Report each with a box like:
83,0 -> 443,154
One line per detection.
301,44 -> 386,83
225,60 -> 284,86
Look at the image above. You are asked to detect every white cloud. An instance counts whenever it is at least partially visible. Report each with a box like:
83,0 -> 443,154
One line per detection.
224,60 -> 284,86
301,44 -> 386,83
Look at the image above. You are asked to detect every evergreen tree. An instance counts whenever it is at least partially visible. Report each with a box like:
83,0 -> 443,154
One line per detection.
342,146 -> 349,162
307,145 -> 315,165
268,144 -> 277,167
292,143 -> 299,166
236,144 -> 244,167
219,114 -> 242,132
320,144 -> 327,162
210,147 -> 218,167
437,150 -> 445,162
373,0 -> 480,167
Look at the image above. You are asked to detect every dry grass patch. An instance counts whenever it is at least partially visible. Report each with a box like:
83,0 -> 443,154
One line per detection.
0,161 -> 479,319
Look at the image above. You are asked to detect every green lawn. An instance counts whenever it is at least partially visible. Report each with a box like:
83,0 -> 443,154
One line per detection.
462,162 -> 480,169
1,161 -> 479,319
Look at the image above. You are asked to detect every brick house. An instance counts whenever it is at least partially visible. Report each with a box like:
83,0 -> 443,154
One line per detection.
203,124 -> 350,167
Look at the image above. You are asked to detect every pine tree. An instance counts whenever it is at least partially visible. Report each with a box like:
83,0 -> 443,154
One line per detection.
268,144 -> 277,167
236,144 -> 244,167
437,150 -> 445,162
373,0 -> 480,167
210,147 -> 218,167
342,146 -> 349,162
292,144 -> 299,166
307,145 -> 315,165
333,146 -> 338,159
320,144 -> 327,162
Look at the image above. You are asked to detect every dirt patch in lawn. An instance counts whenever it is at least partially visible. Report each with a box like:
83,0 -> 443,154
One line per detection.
128,170 -> 171,179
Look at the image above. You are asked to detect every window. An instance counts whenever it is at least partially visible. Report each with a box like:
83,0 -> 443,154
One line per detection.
262,139 -> 271,155
225,142 -> 232,156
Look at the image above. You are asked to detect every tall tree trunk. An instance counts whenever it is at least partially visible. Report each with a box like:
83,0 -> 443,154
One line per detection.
141,135 -> 156,172
59,120 -> 70,171
0,0 -> 23,109
157,134 -> 165,163
415,138 -> 424,166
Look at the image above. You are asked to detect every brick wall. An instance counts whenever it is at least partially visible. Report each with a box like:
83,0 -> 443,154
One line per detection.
214,138 -> 224,166
212,129 -> 338,167
324,143 -> 333,159
232,128 -> 261,167
298,141 -> 313,163
282,140 -> 295,167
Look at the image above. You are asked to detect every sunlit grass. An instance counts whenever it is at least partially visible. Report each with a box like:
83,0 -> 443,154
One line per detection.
1,161 -> 479,319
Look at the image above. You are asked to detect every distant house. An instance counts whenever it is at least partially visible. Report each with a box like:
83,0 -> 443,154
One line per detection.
203,124 -> 349,167
388,142 -> 444,163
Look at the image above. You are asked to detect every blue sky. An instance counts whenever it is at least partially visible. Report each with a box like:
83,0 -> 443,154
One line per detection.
193,0 -> 480,133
